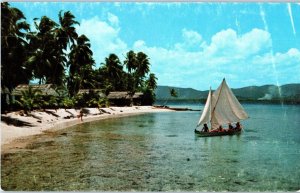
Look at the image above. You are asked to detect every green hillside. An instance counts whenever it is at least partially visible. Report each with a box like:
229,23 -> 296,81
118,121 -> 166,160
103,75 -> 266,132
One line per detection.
155,84 -> 300,103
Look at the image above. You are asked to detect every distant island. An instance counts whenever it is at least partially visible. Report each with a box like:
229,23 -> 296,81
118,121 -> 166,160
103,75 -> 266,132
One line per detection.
155,84 -> 300,104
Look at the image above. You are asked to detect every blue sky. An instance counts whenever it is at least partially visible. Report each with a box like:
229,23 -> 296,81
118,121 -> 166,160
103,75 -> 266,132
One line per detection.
11,2 -> 300,90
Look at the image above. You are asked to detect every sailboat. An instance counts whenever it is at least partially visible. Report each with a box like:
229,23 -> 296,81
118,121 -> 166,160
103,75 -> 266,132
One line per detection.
195,78 -> 249,137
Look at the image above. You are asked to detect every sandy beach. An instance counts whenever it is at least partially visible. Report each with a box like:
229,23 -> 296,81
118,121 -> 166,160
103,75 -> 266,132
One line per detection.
1,106 -> 173,152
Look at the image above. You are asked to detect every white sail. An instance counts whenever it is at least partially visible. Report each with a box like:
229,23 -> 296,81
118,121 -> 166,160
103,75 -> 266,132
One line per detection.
197,88 -> 212,127
210,78 -> 248,129
196,78 -> 248,130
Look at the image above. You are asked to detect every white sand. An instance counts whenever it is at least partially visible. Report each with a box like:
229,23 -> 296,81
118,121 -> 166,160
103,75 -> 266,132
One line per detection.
1,106 -> 173,149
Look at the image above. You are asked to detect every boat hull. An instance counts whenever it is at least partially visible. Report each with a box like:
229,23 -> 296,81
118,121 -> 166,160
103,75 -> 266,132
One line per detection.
194,129 -> 242,137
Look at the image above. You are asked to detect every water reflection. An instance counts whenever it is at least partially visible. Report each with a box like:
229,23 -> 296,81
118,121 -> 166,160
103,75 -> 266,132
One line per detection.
2,105 -> 300,191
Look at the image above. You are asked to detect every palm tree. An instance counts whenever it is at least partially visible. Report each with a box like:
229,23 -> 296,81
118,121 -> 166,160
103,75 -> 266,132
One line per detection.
101,53 -> 125,91
27,16 -> 67,85
124,50 -> 137,73
27,11 -> 79,87
135,52 -> 150,88
68,34 -> 95,96
136,52 -> 150,77
163,88 -> 178,106
141,73 -> 158,105
146,73 -> 157,90
170,88 -> 178,98
56,11 -> 79,50
123,50 -> 153,104
16,86 -> 43,114
1,2 -> 31,93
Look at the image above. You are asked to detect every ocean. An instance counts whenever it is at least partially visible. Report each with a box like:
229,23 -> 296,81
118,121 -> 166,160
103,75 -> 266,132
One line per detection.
1,103 -> 300,191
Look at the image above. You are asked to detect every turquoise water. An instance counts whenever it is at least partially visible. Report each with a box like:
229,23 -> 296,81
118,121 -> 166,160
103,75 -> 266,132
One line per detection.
1,104 -> 300,191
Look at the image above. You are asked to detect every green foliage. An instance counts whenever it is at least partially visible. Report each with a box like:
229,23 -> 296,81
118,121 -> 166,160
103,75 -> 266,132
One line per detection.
1,2 -> 31,93
97,98 -> 110,108
48,96 -> 59,109
141,89 -> 156,105
16,86 -> 43,113
68,35 -> 95,96
2,4 -> 158,110
62,97 -> 74,109
146,73 -> 157,90
100,53 -> 125,91
170,88 -> 178,98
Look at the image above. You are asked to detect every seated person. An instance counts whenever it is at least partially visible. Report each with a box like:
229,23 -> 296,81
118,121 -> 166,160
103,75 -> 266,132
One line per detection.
235,122 -> 241,130
201,123 -> 209,132
218,125 -> 223,132
228,123 -> 234,131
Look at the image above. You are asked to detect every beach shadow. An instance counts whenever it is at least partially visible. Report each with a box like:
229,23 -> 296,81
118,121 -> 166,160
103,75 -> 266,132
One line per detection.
99,108 -> 111,114
1,116 -> 34,127
62,110 -> 75,119
29,113 -> 42,120
81,108 -> 90,115
44,110 -> 59,118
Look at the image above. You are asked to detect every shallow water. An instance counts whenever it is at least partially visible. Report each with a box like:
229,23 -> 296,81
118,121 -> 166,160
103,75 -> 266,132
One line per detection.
1,104 -> 300,191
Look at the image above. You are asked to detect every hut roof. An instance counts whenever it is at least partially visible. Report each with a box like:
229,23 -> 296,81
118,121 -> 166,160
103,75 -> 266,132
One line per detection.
107,92 -> 144,99
78,89 -> 106,97
12,84 -> 59,96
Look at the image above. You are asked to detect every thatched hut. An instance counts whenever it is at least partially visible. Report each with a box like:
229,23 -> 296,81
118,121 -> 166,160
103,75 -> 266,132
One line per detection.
77,89 -> 106,98
107,91 -> 144,106
11,84 -> 58,101
12,84 -> 58,96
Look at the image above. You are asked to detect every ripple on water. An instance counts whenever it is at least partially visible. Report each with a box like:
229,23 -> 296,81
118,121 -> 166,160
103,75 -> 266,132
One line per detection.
165,135 -> 178,137
245,129 -> 258,133
2,105 -> 300,191
244,136 -> 261,141
25,140 -> 56,149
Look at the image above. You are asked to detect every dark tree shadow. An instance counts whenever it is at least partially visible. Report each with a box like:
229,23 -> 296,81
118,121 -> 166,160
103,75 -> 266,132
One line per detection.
65,110 -> 75,117
29,113 -> 42,120
81,108 -> 90,114
99,108 -> 111,114
1,116 -> 34,127
64,110 -> 75,119
44,110 -> 59,117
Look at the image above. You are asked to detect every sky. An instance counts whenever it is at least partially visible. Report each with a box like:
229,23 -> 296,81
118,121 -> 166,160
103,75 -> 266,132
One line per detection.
10,2 -> 300,90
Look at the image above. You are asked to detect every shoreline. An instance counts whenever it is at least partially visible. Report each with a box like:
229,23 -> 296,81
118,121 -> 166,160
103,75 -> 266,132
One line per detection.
1,106 -> 174,153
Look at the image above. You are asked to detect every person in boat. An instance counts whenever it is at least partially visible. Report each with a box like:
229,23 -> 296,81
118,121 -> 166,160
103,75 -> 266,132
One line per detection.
235,122 -> 241,130
228,123 -> 234,131
202,123 -> 209,132
218,125 -> 223,132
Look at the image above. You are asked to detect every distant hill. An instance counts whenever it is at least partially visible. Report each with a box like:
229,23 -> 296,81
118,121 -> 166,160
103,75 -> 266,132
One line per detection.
155,84 -> 300,103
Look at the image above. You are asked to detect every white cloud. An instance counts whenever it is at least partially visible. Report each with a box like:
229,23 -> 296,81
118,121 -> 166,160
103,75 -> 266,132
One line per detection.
204,28 -> 271,58
107,12 -> 119,27
76,16 -> 127,66
175,28 -> 203,51
77,18 -> 300,89
132,28 -> 300,89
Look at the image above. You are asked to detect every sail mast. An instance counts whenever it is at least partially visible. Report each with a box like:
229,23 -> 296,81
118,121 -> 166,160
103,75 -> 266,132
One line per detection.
211,78 -> 225,128
209,86 -> 212,128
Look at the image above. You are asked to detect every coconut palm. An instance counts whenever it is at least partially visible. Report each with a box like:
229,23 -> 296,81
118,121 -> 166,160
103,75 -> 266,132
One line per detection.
56,11 -> 79,50
136,52 -> 150,77
27,16 -> 67,85
163,88 -> 178,106
124,50 -> 137,73
170,88 -> 178,98
1,2 -> 31,92
135,52 -> 150,89
68,34 -> 95,96
146,73 -> 157,90
101,53 -> 125,91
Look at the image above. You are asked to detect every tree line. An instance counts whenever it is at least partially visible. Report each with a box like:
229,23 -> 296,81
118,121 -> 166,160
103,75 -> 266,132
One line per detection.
1,3 -> 158,112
